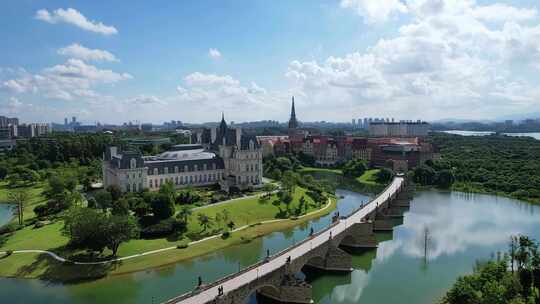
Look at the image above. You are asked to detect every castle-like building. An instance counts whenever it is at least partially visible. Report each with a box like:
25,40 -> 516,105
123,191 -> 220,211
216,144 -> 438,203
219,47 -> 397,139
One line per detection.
102,114 -> 263,193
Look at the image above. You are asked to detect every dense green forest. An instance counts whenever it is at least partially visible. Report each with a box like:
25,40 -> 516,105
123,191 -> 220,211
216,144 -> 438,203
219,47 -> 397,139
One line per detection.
413,133 -> 540,203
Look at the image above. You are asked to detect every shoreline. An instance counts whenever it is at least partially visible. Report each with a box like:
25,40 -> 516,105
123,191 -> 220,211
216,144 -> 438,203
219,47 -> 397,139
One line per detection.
0,197 -> 337,281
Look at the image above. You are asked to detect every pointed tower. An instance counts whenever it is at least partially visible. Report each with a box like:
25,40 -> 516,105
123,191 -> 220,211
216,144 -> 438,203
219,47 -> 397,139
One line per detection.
288,96 -> 299,129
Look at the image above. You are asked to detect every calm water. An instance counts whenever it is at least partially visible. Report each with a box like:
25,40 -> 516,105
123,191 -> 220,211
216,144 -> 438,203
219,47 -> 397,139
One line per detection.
1,190 -> 539,304
442,130 -> 540,140
0,204 -> 14,226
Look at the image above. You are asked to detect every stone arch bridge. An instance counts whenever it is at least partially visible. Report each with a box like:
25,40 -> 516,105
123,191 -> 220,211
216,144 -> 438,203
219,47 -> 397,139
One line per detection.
165,176 -> 411,304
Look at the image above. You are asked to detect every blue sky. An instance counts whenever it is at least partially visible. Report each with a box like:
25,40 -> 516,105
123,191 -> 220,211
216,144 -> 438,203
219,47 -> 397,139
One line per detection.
1,0 -> 540,124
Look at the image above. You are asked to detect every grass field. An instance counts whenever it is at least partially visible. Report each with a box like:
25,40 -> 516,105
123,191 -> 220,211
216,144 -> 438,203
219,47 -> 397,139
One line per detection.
0,181 -> 48,223
298,166 -> 343,175
0,186 -> 336,280
299,166 -> 382,187
356,169 -> 381,186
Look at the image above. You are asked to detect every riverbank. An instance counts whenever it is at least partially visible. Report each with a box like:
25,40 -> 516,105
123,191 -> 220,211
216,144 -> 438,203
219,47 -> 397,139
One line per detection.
0,193 -> 337,281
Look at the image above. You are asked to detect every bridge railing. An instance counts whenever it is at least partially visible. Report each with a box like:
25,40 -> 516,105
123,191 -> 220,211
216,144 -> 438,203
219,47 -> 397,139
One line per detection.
165,176 -> 405,303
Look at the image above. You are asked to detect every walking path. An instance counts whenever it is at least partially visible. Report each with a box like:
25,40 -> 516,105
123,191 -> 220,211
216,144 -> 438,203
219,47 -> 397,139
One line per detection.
0,196 -> 332,266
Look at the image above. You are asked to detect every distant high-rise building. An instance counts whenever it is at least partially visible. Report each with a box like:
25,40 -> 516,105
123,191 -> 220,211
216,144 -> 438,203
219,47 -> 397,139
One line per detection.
64,118 -> 68,125
352,119 -> 356,127
72,116 -> 76,124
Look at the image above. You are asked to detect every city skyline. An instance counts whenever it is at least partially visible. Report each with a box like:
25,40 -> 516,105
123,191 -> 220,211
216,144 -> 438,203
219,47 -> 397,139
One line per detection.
2,0 -> 540,124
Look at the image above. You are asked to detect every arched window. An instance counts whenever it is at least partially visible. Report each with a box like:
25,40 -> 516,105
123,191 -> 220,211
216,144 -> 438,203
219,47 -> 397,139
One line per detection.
126,184 -> 131,192
174,166 -> 179,173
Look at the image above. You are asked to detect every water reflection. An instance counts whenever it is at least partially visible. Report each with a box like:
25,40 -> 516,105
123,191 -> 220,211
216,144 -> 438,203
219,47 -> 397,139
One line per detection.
311,189 -> 540,304
3,189 -> 539,304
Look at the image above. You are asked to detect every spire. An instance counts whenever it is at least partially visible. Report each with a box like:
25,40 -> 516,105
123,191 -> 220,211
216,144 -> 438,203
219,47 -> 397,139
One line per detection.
219,112 -> 227,131
288,96 -> 299,129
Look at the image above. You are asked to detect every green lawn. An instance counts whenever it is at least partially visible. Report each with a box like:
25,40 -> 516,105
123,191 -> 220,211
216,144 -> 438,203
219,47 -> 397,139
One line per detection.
0,186 -> 335,279
298,166 -> 343,175
0,181 -> 48,223
356,169 -> 381,186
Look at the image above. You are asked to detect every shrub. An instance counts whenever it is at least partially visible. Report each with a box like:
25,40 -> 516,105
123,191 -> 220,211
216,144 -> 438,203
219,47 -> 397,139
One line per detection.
0,223 -> 21,235
221,231 -> 230,239
140,218 -> 184,238
6,250 -> 13,256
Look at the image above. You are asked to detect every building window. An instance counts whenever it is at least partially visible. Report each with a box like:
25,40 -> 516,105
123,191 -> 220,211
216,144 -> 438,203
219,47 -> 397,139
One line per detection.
127,184 -> 131,192
190,176 -> 193,183
174,166 -> 178,173
175,176 -> 179,185
164,167 -> 169,174
185,165 -> 189,172
194,164 -> 198,171
139,182 -> 143,190
213,163 -> 216,170
130,158 -> 137,169
203,164 -> 207,171
154,168 -> 158,175
149,180 -> 153,188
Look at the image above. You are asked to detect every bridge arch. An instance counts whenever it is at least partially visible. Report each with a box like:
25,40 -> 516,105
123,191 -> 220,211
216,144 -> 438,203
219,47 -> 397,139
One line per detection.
244,284 -> 281,304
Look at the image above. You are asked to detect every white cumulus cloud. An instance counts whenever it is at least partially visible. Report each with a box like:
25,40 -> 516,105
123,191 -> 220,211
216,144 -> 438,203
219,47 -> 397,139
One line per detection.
35,8 -> 118,35
58,44 -> 118,62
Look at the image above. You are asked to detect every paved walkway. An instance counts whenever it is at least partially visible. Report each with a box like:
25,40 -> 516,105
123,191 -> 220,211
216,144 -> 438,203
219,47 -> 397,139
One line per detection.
0,194 -> 332,266
168,177 -> 405,304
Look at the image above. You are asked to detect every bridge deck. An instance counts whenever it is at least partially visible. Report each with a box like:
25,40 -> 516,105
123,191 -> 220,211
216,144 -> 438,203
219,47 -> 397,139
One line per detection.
167,177 -> 405,304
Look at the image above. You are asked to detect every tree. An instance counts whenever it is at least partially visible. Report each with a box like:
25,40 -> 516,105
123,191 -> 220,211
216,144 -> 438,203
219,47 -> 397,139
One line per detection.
177,205 -> 192,224
94,190 -> 113,212
112,198 -> 130,216
128,196 -> 150,218
159,181 -> 177,202
197,213 -> 211,232
342,159 -> 367,177
281,170 -> 299,194
104,215 -> 139,256
8,190 -> 30,225
106,185 -> 122,201
413,164 -> 437,185
150,193 -> 175,220
227,220 -> 235,231
62,207 -> 108,253
376,168 -> 394,184
437,169 -> 456,188
262,183 -> 278,196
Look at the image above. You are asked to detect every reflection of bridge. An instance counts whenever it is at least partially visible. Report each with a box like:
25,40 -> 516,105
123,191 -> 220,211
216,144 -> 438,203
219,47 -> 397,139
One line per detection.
166,176 -> 411,304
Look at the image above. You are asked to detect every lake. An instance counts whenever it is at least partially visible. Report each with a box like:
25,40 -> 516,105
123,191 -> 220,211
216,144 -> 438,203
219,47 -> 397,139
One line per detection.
0,189 -> 539,304
0,204 -> 14,227
442,130 -> 540,140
